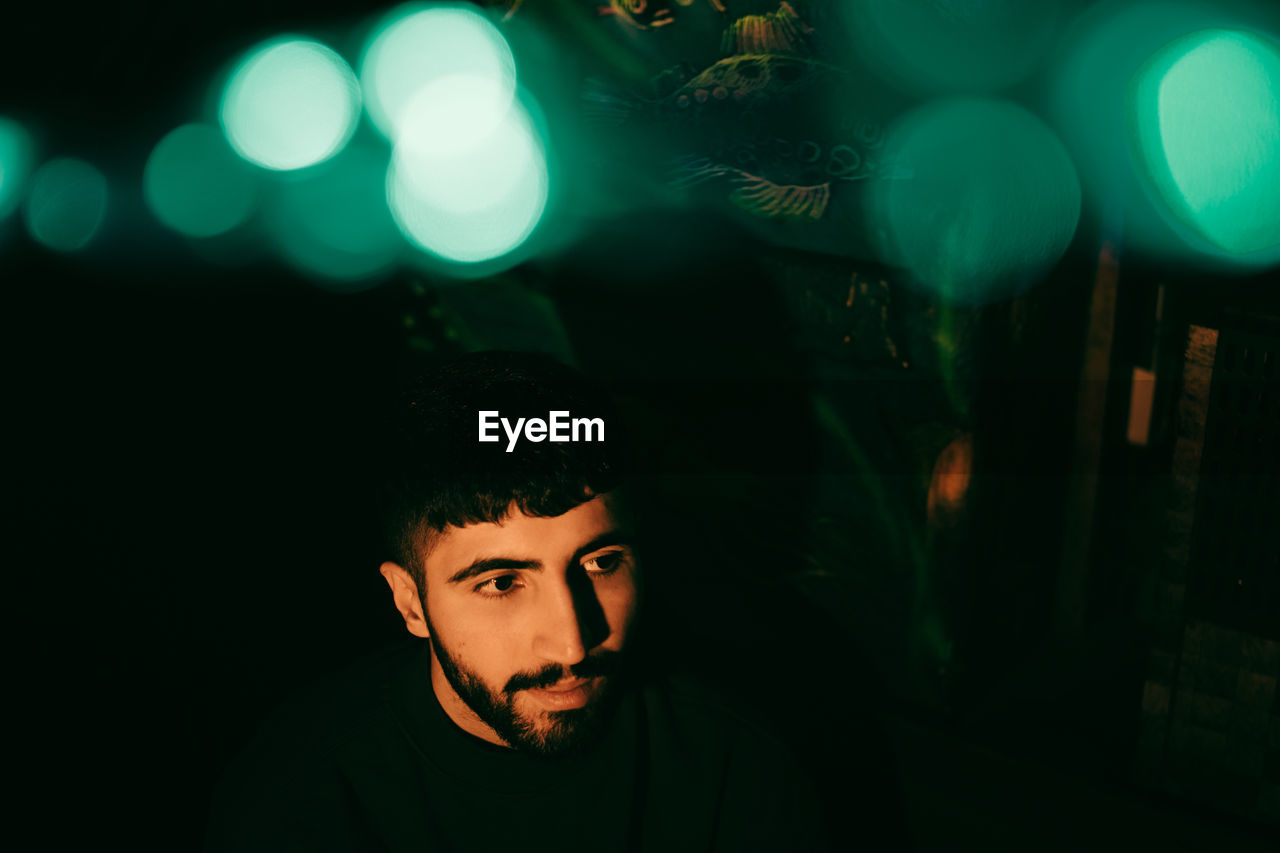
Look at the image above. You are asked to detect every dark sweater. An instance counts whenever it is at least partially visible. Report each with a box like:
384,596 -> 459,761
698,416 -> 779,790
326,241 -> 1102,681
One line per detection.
206,641 -> 830,852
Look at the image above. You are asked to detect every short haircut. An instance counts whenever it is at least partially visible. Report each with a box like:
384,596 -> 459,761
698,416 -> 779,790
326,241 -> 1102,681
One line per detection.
380,351 -> 627,591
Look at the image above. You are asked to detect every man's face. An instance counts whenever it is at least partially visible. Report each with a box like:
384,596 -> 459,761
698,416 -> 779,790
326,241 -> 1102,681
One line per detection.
408,494 -> 640,757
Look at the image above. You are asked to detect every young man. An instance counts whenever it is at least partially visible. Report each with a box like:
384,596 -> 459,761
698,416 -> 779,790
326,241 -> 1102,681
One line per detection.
206,352 -> 831,852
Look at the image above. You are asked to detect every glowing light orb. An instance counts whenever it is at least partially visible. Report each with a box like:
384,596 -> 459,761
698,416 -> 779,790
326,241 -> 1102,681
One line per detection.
24,157 -> 108,252
847,0 -> 1061,94
388,93 -> 548,265
265,143 -> 402,285
360,3 -> 516,141
1130,29 -> 1280,256
868,98 -> 1080,303
0,117 -> 34,219
397,73 -> 517,156
220,38 -> 360,171
144,124 -> 258,238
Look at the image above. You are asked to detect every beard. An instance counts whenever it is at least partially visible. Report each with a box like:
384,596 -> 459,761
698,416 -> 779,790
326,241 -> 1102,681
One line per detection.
425,616 -> 628,759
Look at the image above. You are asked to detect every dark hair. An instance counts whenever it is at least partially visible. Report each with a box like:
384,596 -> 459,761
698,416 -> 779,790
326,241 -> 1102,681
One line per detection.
380,351 -> 627,590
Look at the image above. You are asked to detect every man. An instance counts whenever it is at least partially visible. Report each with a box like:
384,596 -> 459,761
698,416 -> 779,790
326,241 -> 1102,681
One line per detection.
206,351 -> 831,852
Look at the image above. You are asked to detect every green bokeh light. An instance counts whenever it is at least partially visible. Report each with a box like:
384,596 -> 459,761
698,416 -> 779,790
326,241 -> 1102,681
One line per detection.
144,124 -> 258,238
847,0 -> 1061,94
360,3 -> 515,141
868,98 -> 1080,303
388,95 -> 548,265
1047,1 -> 1274,266
1051,1 -> 1214,193
1130,29 -> 1280,256
265,142 -> 403,286
0,117 -> 34,219
220,38 -> 360,171
24,157 -> 108,252
398,73 -> 516,156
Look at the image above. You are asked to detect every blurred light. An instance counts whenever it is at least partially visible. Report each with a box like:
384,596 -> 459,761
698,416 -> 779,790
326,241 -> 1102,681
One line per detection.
144,124 -> 258,238
845,0 -> 1061,94
1130,29 -> 1280,256
265,143 -> 402,286
1051,2 -> 1221,188
1047,1 -> 1255,265
0,117 -> 34,219
24,157 -> 108,252
220,38 -> 360,171
388,92 -> 548,265
867,98 -> 1080,303
360,3 -> 516,141
927,433 -> 973,528
397,74 -> 516,155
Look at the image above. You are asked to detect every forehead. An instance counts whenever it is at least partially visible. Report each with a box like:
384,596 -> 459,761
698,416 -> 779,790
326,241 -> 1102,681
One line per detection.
422,495 -> 622,577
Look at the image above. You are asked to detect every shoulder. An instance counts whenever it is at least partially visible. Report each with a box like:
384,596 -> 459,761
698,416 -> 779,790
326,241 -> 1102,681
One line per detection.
204,641 -> 420,852
638,672 -> 833,851
227,640 -> 415,774
642,671 -> 802,763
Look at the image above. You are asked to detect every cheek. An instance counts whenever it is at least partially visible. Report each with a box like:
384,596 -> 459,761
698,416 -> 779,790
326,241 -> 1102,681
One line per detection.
598,577 -> 641,640
428,596 -> 522,666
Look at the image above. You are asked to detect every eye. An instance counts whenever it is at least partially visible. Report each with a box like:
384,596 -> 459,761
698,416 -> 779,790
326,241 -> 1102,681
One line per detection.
582,550 -> 627,576
474,574 -> 522,598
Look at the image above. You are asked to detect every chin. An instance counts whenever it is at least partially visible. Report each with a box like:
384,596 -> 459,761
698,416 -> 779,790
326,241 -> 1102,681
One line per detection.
510,704 -> 606,759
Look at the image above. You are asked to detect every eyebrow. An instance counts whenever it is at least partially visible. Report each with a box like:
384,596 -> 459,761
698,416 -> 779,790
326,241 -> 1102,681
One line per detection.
445,529 -> 631,585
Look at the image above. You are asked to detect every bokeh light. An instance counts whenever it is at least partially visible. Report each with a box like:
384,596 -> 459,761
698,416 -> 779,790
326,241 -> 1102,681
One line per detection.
24,157 -> 108,252
0,117 -> 34,219
220,38 -> 360,171
1130,29 -> 1280,257
1047,1 -> 1254,264
144,124 -> 258,238
867,98 -> 1080,303
264,143 -> 402,286
396,73 -> 517,156
388,91 -> 548,266
843,0 -> 1061,94
360,3 -> 516,141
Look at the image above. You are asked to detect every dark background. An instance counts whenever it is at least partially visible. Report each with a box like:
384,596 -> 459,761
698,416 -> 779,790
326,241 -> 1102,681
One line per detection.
7,1 -> 1279,849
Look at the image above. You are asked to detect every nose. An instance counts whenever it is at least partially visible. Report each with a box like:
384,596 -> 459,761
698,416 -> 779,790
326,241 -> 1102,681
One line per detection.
532,575 -> 603,666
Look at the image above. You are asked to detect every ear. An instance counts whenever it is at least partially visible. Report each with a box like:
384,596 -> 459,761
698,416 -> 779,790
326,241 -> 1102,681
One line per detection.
379,562 -> 430,639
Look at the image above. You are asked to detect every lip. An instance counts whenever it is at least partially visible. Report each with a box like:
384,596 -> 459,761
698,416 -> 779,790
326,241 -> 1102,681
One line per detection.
525,677 -> 595,710
537,678 -> 588,693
